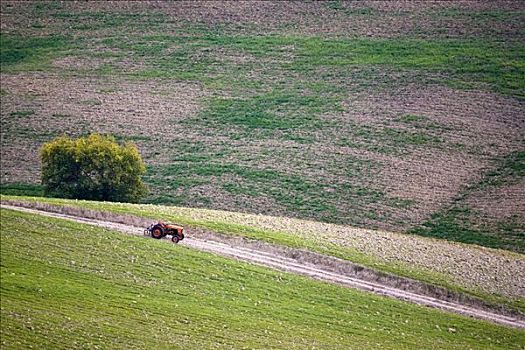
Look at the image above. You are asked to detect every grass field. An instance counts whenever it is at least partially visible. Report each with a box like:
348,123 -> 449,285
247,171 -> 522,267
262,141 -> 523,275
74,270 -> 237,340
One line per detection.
3,195 -> 524,315
1,208 -> 524,349
1,2 -> 524,251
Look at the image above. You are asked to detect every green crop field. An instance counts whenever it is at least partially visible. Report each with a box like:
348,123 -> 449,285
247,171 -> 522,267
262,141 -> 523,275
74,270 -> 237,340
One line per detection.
1,208 -> 524,349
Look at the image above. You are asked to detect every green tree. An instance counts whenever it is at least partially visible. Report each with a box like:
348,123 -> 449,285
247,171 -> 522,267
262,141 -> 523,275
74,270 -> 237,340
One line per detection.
41,134 -> 147,202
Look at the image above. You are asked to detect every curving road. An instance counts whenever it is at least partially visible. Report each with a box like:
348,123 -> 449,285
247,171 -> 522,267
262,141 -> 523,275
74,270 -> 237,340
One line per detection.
2,203 -> 524,329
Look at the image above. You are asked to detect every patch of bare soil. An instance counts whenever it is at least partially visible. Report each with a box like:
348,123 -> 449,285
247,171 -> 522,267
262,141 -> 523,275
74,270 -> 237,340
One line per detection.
333,87 -> 525,230
52,57 -> 108,70
365,1 -> 524,12
3,1 -> 523,39
342,1 -> 525,39
0,73 -> 208,184
153,1 -> 525,39
51,55 -> 143,72
466,179 -> 525,224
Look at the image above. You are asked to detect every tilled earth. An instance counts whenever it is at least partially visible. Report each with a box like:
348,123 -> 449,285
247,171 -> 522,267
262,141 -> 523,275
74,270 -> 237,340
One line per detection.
2,1 -> 523,39
1,0 -> 524,248
2,72 -> 523,236
1,74 -> 207,183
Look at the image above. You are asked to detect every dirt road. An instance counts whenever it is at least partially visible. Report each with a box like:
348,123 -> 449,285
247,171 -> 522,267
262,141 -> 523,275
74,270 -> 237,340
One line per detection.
2,203 -> 524,329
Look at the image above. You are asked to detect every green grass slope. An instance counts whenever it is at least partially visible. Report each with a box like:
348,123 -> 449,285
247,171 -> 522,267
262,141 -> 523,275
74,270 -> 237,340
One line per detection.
2,196 -> 525,315
1,208 -> 524,349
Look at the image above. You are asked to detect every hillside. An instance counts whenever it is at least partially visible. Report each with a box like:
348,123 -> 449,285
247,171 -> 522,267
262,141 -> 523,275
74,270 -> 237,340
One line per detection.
1,208 -> 524,349
1,1 -> 524,251
3,195 -> 524,315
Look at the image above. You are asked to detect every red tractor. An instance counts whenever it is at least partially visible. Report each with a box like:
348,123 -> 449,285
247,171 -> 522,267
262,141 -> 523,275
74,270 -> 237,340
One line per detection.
144,222 -> 185,243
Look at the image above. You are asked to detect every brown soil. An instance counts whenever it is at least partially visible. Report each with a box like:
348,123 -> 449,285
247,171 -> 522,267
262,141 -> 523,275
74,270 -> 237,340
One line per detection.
1,1 -> 524,237
466,179 -> 525,223
2,1 -> 524,39
3,74 -> 523,233
0,73 -> 208,183
333,87 -> 525,229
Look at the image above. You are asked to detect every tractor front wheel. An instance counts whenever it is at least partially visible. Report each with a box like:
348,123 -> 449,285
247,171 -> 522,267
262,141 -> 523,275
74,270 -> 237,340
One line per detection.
172,233 -> 184,243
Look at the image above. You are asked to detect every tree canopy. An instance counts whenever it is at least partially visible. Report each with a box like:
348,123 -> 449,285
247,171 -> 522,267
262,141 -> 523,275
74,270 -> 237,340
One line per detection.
41,134 -> 147,202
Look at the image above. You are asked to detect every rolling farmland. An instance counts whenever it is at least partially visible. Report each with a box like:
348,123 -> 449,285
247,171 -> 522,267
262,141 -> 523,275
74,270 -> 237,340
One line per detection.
1,1 -> 524,251
1,2 -> 524,348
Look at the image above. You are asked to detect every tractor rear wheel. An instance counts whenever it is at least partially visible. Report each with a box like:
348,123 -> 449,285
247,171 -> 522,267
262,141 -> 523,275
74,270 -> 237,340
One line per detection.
151,227 -> 164,239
